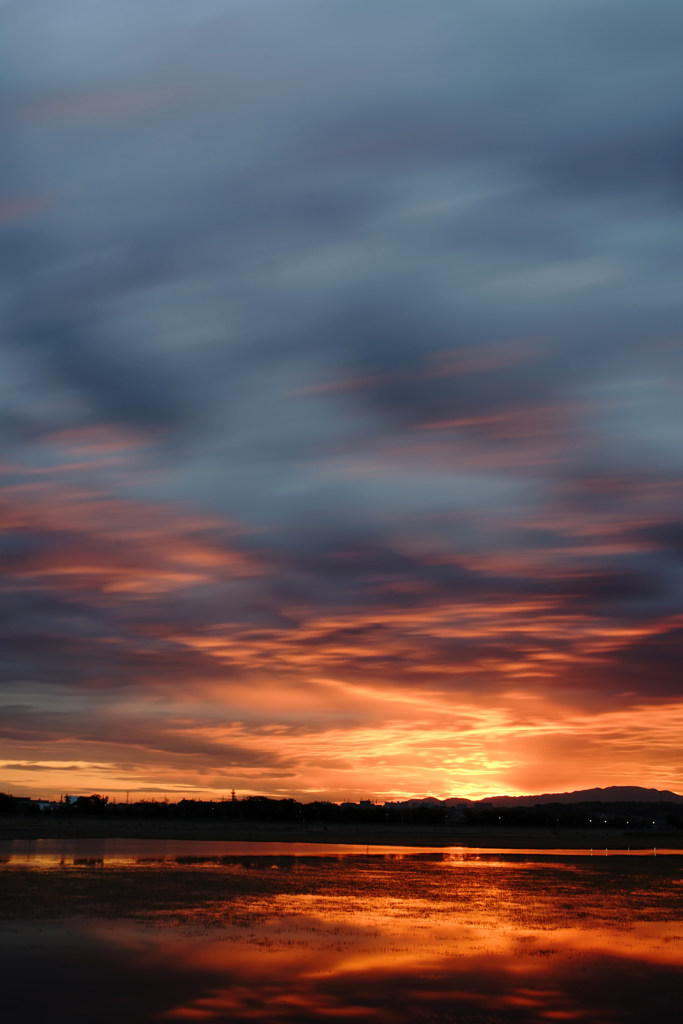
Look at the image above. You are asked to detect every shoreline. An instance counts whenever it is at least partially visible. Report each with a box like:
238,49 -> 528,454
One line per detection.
1,815 -> 681,849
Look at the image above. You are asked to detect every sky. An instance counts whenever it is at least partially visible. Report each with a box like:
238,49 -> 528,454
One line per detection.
2,0 -> 683,803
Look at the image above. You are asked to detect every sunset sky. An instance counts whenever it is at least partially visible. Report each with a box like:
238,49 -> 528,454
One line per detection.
2,1 -> 683,803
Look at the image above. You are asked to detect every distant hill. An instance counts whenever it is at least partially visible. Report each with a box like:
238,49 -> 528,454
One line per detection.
478,786 -> 683,806
407,787 -> 683,808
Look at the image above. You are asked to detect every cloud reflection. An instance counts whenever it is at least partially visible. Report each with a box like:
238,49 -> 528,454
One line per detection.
4,853 -> 681,1024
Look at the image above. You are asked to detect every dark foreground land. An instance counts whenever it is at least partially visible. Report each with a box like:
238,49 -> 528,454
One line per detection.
1,813 -> 681,848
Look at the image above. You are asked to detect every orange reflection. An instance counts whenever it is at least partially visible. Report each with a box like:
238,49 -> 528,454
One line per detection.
3,853 -> 682,1023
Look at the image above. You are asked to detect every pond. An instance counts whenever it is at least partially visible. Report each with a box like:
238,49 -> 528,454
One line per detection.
1,842 -> 681,1023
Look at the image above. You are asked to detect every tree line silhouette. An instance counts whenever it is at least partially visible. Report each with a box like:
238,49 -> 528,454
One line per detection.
2,792 -> 681,829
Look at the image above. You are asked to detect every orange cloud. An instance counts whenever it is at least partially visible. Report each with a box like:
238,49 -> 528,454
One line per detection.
5,692 -> 683,803
0,473 -> 262,598
20,85 -> 178,123
2,429 -> 681,803
0,195 -> 52,224
47,424 -> 156,457
292,342 -> 536,398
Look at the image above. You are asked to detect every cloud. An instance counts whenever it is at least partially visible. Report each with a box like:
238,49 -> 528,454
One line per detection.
1,0 -> 682,799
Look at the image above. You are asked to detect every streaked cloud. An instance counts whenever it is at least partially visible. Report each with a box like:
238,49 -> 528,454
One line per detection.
1,0 -> 682,800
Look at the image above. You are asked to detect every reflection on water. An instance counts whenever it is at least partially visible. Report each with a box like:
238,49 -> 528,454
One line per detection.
0,836 -> 675,867
1,847 -> 682,1023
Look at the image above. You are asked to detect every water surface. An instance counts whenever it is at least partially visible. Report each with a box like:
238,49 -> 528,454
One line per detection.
2,843 -> 681,1023
0,836 -> 672,865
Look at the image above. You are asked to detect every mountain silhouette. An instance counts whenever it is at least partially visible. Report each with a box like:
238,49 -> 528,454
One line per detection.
400,786 -> 683,808
458,786 -> 683,806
